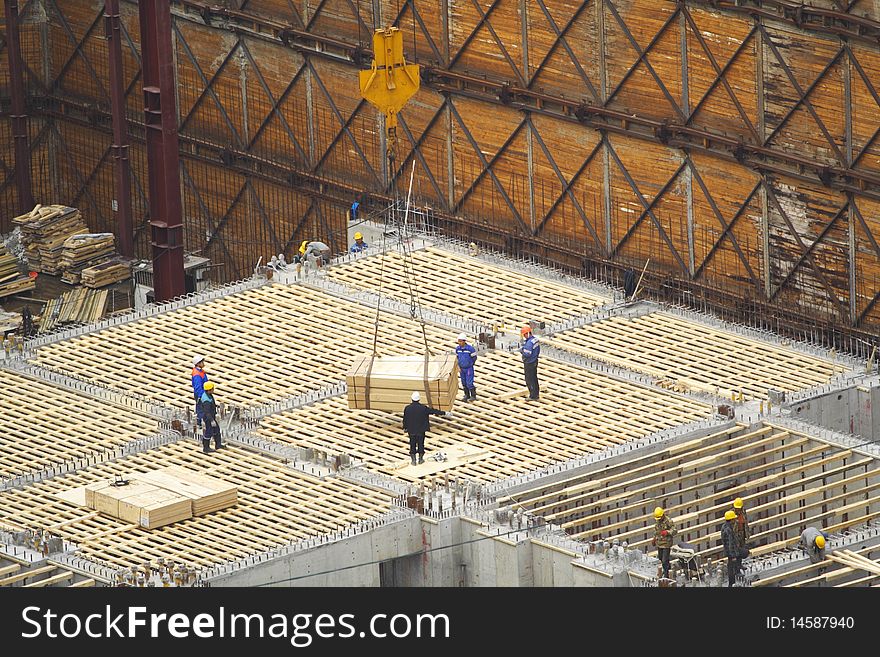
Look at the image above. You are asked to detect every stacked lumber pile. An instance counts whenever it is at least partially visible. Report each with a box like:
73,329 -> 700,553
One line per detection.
38,287 -> 107,333
84,468 -> 237,529
85,480 -> 192,530
346,354 -> 459,411
12,205 -> 88,274
137,467 -> 238,516
60,233 -> 116,284
0,245 -> 35,298
81,257 -> 131,288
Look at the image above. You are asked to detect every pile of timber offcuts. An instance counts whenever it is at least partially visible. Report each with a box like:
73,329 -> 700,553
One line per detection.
80,257 -> 131,288
60,233 -> 116,284
0,245 -> 35,298
346,354 -> 459,411
38,287 -> 107,333
11,205 -> 87,274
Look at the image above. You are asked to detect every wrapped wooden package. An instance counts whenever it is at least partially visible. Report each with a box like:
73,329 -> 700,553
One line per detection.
346,354 -> 459,411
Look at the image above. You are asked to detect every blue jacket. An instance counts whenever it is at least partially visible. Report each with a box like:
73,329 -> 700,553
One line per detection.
350,241 -> 369,253
521,336 -> 540,364
199,391 -> 218,424
455,343 -> 477,369
191,367 -> 208,400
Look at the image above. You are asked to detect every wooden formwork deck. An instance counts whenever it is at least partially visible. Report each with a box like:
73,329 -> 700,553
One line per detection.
328,247 -> 609,328
503,422 -> 880,568
0,440 -> 395,572
549,312 -> 846,400
0,369 -> 158,480
752,544 -> 880,587
258,351 -> 713,484
30,284 -> 453,412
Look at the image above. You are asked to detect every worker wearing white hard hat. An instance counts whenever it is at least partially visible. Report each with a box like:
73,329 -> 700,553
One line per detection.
455,333 -> 478,402
403,391 -> 445,466
190,355 -> 209,430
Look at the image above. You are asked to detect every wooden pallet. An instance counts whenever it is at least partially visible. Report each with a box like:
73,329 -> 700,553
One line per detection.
0,369 -> 158,481
328,246 -> 609,328
0,440 -> 396,572
31,284 -> 457,412
259,350 -> 713,485
549,312 -> 847,400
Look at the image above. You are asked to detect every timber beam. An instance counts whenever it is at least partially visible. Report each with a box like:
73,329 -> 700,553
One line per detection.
687,0 -> 880,46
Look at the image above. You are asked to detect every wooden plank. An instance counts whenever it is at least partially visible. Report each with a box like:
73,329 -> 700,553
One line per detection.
23,570 -> 73,587
0,565 -> 58,587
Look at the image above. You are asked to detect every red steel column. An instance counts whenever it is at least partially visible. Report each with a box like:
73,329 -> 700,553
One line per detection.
104,0 -> 133,257
4,0 -> 34,213
138,0 -> 184,300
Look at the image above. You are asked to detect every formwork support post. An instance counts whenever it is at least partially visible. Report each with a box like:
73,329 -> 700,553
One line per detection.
104,0 -> 134,257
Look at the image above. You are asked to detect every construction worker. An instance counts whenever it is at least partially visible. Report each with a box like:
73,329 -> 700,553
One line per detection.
721,510 -> 742,587
455,333 -> 477,401
732,497 -> 750,551
520,324 -> 540,400
799,526 -> 828,564
200,381 -> 224,453
651,506 -> 676,579
296,240 -> 331,272
191,355 -> 209,430
402,391 -> 445,466
350,199 -> 360,222
350,232 -> 369,253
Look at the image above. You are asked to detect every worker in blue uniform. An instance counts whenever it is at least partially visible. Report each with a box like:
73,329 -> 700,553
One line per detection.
350,232 -> 369,253
191,355 -> 209,429
520,324 -> 541,400
200,381 -> 224,453
455,333 -> 478,401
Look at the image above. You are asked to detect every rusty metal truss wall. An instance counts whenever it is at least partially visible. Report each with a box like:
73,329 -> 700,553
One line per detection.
1,0 -> 880,345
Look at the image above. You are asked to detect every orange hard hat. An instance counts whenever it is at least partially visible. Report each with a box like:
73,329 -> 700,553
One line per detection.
521,324 -> 532,336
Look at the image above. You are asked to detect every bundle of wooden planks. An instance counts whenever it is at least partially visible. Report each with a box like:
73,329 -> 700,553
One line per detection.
346,354 -> 459,411
136,466 -> 238,516
60,233 -> 116,284
86,480 -> 192,530
0,245 -> 35,298
38,287 -> 107,333
12,205 -> 88,274
83,468 -> 237,529
81,257 -> 131,288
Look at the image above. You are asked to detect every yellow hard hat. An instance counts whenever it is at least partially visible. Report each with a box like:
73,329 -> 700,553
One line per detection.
354,232 -> 363,240
724,510 -> 736,521
299,240 -> 308,254
733,498 -> 744,509
203,381 -> 215,391
815,535 -> 826,550
653,506 -> 664,519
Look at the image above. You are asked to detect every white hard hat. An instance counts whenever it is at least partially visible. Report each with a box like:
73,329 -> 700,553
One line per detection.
457,333 -> 467,342
411,391 -> 421,402
192,355 -> 205,367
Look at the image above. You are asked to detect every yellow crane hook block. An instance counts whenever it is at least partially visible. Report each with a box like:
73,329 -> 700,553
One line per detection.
359,27 -> 420,160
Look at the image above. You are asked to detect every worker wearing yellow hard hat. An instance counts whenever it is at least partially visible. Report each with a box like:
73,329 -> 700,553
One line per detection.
799,527 -> 828,563
650,506 -> 676,580
350,231 -> 369,254
731,497 -> 751,554
199,380 -> 224,454
721,509 -> 743,586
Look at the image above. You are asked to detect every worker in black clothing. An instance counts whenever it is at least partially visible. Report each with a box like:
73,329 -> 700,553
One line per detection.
721,510 -> 741,587
200,381 -> 224,453
402,391 -> 445,465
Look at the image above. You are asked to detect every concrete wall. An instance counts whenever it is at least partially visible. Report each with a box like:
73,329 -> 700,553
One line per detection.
787,383 -> 879,441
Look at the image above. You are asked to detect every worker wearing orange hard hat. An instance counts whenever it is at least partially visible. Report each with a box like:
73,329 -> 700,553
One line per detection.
520,323 -> 541,401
